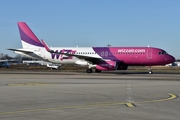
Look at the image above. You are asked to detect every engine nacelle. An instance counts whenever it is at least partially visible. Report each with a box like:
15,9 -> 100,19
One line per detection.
96,61 -> 118,71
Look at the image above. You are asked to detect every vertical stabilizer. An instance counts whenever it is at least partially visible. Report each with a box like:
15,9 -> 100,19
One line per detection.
17,22 -> 44,49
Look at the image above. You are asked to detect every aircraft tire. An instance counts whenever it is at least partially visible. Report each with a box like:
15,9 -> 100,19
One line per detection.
149,70 -> 153,74
86,68 -> 93,73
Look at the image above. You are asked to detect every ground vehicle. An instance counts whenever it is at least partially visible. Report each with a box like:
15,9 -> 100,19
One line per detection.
0,60 -> 10,68
47,64 -> 61,70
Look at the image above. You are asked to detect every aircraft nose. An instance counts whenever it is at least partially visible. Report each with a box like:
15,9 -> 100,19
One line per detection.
169,55 -> 176,63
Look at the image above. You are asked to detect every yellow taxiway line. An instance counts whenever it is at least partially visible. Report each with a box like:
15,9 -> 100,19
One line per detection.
0,93 -> 177,115
125,103 -> 136,107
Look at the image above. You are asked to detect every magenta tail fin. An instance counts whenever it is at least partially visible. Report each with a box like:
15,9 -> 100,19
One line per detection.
17,22 -> 44,48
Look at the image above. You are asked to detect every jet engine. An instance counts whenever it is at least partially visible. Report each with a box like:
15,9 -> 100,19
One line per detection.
95,61 -> 118,71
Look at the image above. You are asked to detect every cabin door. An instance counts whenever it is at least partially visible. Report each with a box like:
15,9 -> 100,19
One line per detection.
146,48 -> 152,59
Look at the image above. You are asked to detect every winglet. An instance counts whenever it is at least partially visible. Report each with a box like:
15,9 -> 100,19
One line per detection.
41,39 -> 51,51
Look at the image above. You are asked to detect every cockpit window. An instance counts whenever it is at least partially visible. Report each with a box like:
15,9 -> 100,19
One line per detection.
159,51 -> 168,55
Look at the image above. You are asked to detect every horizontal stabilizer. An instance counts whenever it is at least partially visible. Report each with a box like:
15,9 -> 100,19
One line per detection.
7,48 -> 33,53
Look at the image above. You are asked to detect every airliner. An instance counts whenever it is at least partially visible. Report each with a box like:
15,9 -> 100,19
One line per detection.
8,22 -> 175,74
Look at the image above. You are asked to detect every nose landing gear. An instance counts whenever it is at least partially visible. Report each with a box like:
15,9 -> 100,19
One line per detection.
149,70 -> 153,74
148,66 -> 153,74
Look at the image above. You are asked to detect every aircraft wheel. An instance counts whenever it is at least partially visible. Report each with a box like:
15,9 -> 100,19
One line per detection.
86,68 -> 93,73
149,70 -> 153,74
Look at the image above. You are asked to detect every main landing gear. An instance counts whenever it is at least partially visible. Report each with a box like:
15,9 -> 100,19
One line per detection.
86,64 -> 102,73
148,66 -> 153,74
86,68 -> 102,73
86,68 -> 93,73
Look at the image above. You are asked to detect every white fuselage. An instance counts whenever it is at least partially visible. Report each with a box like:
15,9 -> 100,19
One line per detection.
16,47 -> 102,66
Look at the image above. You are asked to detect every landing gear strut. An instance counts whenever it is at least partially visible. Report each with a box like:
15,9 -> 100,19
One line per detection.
148,66 -> 153,74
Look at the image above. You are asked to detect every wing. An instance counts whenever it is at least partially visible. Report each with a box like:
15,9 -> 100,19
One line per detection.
8,48 -> 45,60
50,50 -> 103,64
41,40 -> 104,64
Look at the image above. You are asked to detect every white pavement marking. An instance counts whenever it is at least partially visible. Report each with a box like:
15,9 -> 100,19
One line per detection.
126,81 -> 135,104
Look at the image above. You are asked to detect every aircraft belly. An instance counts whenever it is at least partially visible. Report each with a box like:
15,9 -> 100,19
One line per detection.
47,58 -> 77,64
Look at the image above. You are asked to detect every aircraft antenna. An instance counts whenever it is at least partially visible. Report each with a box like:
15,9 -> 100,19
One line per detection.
106,44 -> 111,47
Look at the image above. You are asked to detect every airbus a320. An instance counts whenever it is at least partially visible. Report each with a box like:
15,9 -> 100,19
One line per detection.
8,22 -> 175,74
